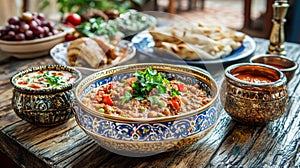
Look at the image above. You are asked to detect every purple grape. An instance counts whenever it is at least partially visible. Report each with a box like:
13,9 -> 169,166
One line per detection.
34,18 -> 42,26
19,23 -> 30,33
7,31 -> 15,39
28,20 -> 38,30
37,13 -> 46,21
15,33 -> 25,40
8,25 -> 15,31
14,25 -> 20,33
33,26 -> 45,38
25,30 -> 34,39
47,21 -> 55,31
8,16 -> 20,25
43,26 -> 50,36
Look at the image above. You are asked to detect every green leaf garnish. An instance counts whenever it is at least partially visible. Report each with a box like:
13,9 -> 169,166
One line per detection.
76,18 -> 120,39
148,96 -> 165,107
131,67 -> 169,100
120,90 -> 132,105
171,88 -> 181,97
42,73 -> 65,86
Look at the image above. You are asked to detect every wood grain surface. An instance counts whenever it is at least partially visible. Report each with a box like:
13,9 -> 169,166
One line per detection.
0,38 -> 299,168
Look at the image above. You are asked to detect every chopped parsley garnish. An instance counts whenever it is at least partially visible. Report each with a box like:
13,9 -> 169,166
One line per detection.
42,73 -> 65,86
131,67 -> 169,100
119,67 -> 183,106
171,88 -> 181,97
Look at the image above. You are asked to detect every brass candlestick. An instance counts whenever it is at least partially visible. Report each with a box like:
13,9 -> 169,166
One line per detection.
267,0 -> 289,55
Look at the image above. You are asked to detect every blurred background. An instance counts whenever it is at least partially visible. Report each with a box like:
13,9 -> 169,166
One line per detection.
0,0 -> 299,41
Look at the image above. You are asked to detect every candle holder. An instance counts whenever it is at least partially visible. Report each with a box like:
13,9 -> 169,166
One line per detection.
267,0 -> 289,55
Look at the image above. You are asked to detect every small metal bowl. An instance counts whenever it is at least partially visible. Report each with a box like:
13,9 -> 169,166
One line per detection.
220,63 -> 288,125
10,65 -> 82,126
250,54 -> 298,83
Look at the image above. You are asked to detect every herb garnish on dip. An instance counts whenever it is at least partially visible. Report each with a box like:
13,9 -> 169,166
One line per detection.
16,70 -> 76,90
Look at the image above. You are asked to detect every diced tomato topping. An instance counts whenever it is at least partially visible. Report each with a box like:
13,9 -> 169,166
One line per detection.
171,99 -> 180,109
30,84 -> 41,89
37,71 -> 43,74
202,97 -> 209,105
17,81 -> 28,85
38,78 -> 45,82
51,72 -> 57,76
57,72 -> 64,76
176,83 -> 186,92
104,83 -> 113,93
103,95 -> 113,106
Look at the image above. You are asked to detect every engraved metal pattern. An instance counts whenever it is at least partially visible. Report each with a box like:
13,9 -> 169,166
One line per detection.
10,65 -> 81,126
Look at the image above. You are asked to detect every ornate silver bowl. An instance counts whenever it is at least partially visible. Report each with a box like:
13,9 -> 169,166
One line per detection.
10,65 -> 82,126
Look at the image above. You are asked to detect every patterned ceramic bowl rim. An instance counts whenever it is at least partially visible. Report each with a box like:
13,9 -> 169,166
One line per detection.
225,63 -> 287,88
250,54 -> 298,73
10,64 -> 82,94
75,63 -> 219,123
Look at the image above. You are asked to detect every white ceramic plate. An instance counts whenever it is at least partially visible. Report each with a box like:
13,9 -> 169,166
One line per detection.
50,40 -> 136,73
131,31 -> 256,65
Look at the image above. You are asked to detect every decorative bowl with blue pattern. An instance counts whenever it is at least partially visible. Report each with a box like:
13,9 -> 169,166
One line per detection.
73,63 -> 220,157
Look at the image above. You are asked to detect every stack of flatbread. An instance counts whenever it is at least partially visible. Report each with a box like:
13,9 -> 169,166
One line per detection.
67,36 -> 127,68
149,23 -> 245,60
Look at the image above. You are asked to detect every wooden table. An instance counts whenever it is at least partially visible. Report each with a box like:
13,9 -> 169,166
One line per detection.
0,38 -> 299,167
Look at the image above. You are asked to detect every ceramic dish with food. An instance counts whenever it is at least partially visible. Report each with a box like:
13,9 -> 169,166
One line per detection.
131,28 -> 256,65
115,10 -> 157,37
0,12 -> 73,58
10,65 -> 82,126
50,38 -> 136,73
73,63 -> 220,157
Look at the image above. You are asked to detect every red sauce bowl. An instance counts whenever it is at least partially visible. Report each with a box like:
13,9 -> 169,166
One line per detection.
250,54 -> 298,83
220,63 -> 288,125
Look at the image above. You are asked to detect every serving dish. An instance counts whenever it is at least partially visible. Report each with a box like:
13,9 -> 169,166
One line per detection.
131,31 -> 256,65
0,25 -> 73,59
250,54 -> 298,83
115,10 -> 157,37
10,64 -> 82,126
50,39 -> 136,73
73,63 -> 220,156
220,63 -> 288,125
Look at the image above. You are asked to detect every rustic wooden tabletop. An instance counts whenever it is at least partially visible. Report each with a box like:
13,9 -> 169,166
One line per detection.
0,38 -> 299,167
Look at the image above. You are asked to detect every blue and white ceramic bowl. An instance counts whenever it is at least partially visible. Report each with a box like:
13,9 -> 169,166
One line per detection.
74,63 -> 220,157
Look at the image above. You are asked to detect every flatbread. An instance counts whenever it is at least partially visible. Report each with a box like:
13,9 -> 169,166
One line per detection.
149,23 -> 246,60
67,37 -> 107,68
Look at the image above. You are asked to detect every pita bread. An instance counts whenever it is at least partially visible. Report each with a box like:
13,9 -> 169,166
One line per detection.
67,37 -> 107,68
149,23 -> 245,60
